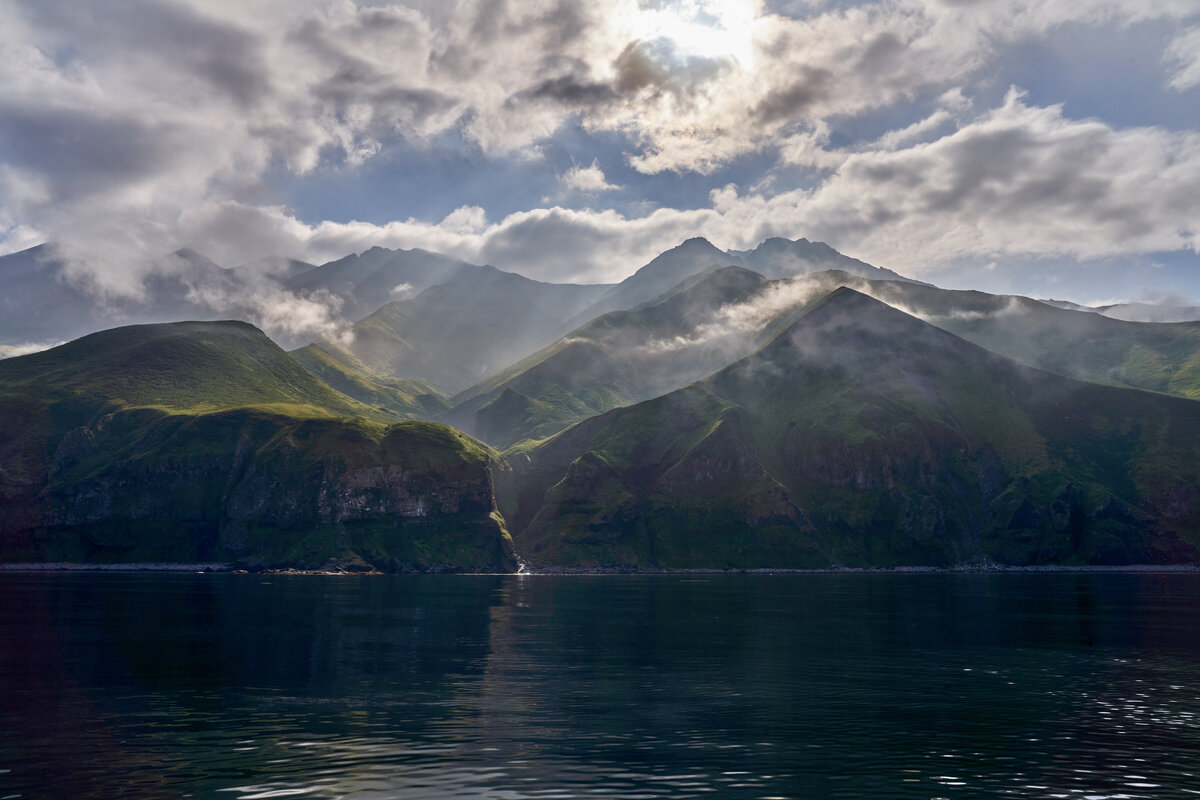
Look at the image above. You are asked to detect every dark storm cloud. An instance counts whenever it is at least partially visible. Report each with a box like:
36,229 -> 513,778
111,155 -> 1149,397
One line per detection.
753,67 -> 834,124
282,8 -> 458,144
856,32 -> 906,78
0,103 -> 180,201
613,40 -> 731,97
516,74 -> 619,106
507,56 -> 619,110
437,0 -> 597,80
18,0 -> 270,108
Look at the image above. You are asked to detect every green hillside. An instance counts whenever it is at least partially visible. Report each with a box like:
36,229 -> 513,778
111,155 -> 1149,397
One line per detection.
290,342 -> 450,419
0,320 -> 386,419
0,321 -> 514,571
505,288 -> 1200,569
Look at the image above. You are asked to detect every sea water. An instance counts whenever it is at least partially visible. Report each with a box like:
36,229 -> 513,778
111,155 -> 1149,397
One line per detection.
2,571 -> 1199,798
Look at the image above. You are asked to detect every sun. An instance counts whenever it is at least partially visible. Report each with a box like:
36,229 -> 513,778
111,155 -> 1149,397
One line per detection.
618,0 -> 762,69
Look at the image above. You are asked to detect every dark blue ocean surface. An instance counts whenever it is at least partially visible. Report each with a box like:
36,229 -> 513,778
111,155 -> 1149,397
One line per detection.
3,571 -> 1200,798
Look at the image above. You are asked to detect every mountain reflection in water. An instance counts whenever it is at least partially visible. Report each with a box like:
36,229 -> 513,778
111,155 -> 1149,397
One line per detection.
2,571 -> 1200,799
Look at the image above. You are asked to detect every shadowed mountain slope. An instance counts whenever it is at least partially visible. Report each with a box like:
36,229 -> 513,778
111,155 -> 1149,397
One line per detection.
316,265 -> 612,393
568,237 -> 733,325
502,288 -> 1200,570
448,266 -> 774,447
284,246 -> 485,322
815,275 -> 1200,399
0,245 -> 235,351
729,236 -> 919,283
565,236 -> 925,331
0,322 -> 513,571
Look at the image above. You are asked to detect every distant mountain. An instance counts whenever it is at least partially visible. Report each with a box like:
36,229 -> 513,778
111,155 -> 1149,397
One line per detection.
449,266 -> 773,447
0,321 -> 514,571
564,236 -> 925,330
235,255 -> 317,279
834,277 -> 1200,399
567,238 -> 732,326
503,288 -> 1200,569
315,265 -> 612,393
284,246 -> 488,322
0,244 -> 229,350
729,236 -> 918,283
1096,302 -> 1200,323
1038,298 -> 1093,313
2,236 -> 903,364
1040,298 -> 1200,323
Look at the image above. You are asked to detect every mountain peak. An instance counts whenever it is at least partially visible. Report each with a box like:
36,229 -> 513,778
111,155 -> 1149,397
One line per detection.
170,246 -> 218,265
757,285 -> 986,371
641,237 -> 725,269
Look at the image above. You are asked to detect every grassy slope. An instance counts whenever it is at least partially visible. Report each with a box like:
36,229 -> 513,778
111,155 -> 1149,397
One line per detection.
290,342 -> 450,419
508,288 -> 1200,569
0,320 -> 386,419
0,321 -> 511,570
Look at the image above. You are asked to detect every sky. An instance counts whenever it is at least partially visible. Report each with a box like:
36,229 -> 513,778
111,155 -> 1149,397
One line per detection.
2,0 -> 1200,306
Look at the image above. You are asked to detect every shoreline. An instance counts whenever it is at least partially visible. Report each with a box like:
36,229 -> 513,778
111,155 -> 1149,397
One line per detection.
2,562 -> 1199,575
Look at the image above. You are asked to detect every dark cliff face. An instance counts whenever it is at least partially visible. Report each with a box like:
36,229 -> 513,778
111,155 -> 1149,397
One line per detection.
0,320 -> 515,571
2,408 -> 515,572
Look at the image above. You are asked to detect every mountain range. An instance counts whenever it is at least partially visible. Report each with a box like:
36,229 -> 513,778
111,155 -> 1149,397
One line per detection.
2,235 -> 1198,570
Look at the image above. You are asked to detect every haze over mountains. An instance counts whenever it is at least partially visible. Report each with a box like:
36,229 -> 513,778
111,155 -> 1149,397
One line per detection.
2,234 -> 1200,571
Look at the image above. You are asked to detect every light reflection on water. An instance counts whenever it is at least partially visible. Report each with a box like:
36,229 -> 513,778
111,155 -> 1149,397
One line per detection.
2,572 -> 1200,799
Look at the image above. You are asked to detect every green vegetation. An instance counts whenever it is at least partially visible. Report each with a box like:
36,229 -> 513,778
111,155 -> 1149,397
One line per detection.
290,342 -> 450,418
0,321 -> 513,571
6,267 -> 1200,573
506,288 -> 1200,569
0,320 -> 383,419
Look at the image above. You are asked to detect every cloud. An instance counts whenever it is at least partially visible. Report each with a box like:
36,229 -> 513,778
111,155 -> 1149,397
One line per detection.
1166,26 -> 1200,91
789,90 -> 1200,272
638,274 -> 833,355
107,86 -> 1196,290
1,0 -> 1198,300
561,160 -> 620,193
0,341 -> 65,359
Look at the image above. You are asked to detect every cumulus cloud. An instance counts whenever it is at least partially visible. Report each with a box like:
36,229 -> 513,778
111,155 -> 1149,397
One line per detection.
126,84 -> 1200,288
791,90 -> 1200,272
1166,26 -> 1200,91
1,0 -> 1198,299
561,160 -> 620,193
